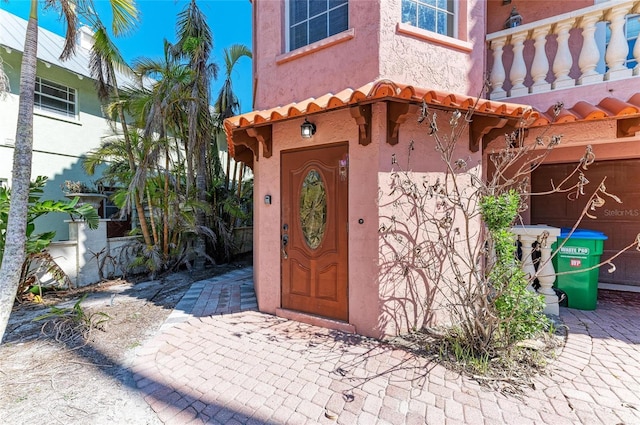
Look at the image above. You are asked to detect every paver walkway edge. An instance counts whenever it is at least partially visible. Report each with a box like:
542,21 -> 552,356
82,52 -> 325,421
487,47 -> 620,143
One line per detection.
132,268 -> 640,425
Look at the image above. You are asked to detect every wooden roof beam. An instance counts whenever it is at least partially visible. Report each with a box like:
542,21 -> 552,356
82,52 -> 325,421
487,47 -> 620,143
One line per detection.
618,117 -> 640,138
387,101 -> 411,146
470,115 -> 510,152
246,125 -> 273,158
350,104 -> 372,146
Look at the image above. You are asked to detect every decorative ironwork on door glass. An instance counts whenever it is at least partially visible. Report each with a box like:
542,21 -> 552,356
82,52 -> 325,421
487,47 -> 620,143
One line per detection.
299,169 -> 326,249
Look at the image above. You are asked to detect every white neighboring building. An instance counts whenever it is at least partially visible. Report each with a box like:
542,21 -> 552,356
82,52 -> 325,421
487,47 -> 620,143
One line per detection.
0,9 -> 133,240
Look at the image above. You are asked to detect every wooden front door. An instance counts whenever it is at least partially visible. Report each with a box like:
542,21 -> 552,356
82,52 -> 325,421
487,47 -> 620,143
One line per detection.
281,143 -> 349,321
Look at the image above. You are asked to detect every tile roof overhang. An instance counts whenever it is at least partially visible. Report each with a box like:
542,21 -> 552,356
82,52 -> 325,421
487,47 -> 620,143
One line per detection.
223,80 -> 537,168
529,94 -> 640,138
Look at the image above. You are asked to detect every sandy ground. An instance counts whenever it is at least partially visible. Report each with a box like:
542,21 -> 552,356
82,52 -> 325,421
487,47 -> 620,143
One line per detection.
0,263 -> 246,425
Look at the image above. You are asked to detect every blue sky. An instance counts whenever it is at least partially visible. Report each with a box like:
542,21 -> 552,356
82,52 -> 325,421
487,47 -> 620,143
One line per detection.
1,0 -> 254,113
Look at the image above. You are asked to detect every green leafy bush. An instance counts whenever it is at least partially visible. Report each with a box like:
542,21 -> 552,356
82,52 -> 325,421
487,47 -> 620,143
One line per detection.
481,191 -> 548,345
0,176 -> 99,297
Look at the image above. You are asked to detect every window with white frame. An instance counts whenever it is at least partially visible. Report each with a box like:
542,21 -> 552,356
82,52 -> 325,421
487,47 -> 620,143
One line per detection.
34,77 -> 77,118
401,0 -> 455,37
288,0 -> 348,51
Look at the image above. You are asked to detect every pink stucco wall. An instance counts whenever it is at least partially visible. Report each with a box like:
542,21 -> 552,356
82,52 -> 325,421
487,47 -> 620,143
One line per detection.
250,0 -> 496,338
251,103 -> 482,338
253,0 -> 381,110
377,107 -> 483,336
379,0 -> 485,96
253,0 -> 488,109
251,108 -> 382,337
486,0 -> 594,34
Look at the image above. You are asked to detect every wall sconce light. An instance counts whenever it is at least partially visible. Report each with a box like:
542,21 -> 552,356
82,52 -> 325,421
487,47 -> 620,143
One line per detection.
301,119 -> 316,138
504,6 -> 522,29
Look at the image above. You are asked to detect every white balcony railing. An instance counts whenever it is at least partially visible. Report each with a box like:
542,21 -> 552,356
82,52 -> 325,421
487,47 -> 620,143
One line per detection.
487,1 -> 640,100
511,225 -> 561,316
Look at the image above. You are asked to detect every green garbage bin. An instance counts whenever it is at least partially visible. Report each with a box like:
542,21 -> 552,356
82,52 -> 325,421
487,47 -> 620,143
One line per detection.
552,228 -> 607,310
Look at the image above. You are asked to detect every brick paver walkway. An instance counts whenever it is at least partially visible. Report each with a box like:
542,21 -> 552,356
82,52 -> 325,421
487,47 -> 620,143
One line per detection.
132,268 -> 640,424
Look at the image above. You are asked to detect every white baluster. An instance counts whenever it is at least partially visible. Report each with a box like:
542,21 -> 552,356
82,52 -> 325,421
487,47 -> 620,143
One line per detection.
578,14 -> 603,85
490,37 -> 507,99
518,234 -> 538,292
605,7 -> 632,80
535,232 -> 560,316
509,32 -> 529,97
512,225 -> 562,315
552,20 -> 576,89
530,25 -> 551,93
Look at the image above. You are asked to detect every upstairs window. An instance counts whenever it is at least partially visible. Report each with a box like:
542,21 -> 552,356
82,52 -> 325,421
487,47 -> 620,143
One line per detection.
287,0 -> 349,51
401,0 -> 455,37
34,77 -> 77,118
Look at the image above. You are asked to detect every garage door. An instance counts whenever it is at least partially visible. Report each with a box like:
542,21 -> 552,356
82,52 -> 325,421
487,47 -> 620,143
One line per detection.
531,159 -> 640,287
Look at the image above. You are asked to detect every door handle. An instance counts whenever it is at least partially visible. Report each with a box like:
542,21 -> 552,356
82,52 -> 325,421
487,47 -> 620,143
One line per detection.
282,234 -> 289,259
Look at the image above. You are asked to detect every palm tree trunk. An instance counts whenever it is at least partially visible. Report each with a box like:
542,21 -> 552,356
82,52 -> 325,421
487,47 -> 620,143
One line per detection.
0,0 -> 38,341
237,163 -> 245,199
146,186 -> 159,246
163,143 -> 170,258
224,154 -> 231,190
111,78 -> 153,248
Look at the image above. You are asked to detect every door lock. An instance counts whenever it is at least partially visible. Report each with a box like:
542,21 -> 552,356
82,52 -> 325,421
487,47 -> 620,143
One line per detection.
281,233 -> 289,259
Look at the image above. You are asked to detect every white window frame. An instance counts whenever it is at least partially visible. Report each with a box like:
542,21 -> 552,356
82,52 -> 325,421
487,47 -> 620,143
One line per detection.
34,77 -> 77,119
285,0 -> 349,52
401,0 -> 457,39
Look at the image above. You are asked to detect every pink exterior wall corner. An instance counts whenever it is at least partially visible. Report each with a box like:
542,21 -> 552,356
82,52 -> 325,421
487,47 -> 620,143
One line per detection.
248,0 -> 504,338
253,0 -> 382,110
251,102 -> 482,339
379,0 -> 486,97
253,0 -> 488,109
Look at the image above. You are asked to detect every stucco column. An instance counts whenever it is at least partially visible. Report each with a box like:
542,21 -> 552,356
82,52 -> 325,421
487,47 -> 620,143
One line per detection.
67,219 -> 108,287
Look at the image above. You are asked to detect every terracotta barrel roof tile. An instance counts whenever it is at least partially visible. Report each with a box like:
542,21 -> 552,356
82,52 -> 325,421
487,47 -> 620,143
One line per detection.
224,79 -> 541,157
598,97 -> 640,116
571,101 -> 607,120
627,93 -> 640,107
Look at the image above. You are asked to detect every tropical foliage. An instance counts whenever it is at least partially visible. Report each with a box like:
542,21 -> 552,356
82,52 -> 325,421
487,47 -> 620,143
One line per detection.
84,0 -> 252,275
0,176 -> 99,300
0,0 -> 139,341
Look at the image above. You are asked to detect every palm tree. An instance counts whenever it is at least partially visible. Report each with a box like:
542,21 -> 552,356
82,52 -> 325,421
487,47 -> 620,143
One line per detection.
87,17 -> 153,247
130,42 -> 193,259
0,0 -> 138,341
171,0 -> 218,268
213,44 -> 251,192
215,44 -> 252,120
